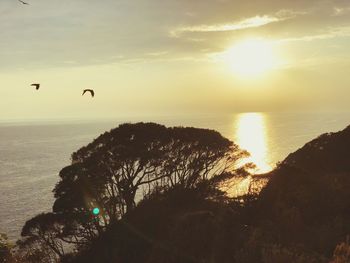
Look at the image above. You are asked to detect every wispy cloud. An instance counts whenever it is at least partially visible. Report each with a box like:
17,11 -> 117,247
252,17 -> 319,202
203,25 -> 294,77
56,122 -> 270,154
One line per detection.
171,16 -> 279,37
277,26 -> 350,43
332,6 -> 350,16
170,10 -> 302,37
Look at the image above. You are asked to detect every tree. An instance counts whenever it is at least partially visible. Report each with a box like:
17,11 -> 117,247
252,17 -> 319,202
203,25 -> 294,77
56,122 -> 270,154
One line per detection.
22,122 -> 249,255
161,126 -> 247,189
53,123 -> 172,239
20,213 -> 66,260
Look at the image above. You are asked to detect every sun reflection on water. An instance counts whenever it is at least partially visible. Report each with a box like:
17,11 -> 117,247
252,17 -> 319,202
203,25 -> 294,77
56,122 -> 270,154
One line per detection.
234,112 -> 272,173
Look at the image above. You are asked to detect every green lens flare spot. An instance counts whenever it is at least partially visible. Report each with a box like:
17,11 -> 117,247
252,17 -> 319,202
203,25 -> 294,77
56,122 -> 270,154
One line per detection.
92,207 -> 100,215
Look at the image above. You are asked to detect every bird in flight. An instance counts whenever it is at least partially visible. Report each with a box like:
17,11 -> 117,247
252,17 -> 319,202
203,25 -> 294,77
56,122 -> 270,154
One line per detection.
82,89 -> 95,97
18,0 -> 29,5
31,83 -> 40,90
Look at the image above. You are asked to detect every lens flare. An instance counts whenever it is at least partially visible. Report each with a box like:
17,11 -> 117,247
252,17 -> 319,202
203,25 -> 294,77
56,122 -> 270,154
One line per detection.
92,207 -> 100,215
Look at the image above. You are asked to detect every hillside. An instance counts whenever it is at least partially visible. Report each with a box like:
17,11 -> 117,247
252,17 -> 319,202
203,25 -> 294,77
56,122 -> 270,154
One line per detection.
282,125 -> 350,173
257,125 -> 350,259
4,123 -> 349,263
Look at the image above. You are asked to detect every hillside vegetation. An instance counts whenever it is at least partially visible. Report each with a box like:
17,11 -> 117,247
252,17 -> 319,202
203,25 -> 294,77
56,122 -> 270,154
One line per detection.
2,123 -> 350,263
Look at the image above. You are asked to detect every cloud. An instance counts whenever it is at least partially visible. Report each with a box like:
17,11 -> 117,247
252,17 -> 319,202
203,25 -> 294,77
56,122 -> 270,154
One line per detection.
170,9 -> 303,37
1,0 -> 349,70
170,16 -> 279,37
332,6 -> 350,16
277,26 -> 350,43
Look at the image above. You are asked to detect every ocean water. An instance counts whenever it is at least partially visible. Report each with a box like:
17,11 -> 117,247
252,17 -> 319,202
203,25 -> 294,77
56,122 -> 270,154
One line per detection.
1,112 -> 350,240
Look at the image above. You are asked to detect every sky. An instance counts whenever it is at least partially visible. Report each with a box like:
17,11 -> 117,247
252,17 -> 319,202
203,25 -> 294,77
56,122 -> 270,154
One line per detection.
1,0 -> 350,120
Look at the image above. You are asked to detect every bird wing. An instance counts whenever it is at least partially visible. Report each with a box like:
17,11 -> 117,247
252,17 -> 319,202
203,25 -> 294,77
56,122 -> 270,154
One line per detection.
82,90 -> 87,96
91,90 -> 95,97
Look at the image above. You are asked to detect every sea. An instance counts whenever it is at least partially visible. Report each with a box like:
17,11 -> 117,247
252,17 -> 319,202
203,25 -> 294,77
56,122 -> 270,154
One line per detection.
1,112 -> 350,240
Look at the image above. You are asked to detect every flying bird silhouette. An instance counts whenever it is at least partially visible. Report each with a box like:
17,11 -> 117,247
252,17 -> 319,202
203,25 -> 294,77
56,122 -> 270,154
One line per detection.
82,89 -> 95,97
18,0 -> 29,5
31,83 -> 40,90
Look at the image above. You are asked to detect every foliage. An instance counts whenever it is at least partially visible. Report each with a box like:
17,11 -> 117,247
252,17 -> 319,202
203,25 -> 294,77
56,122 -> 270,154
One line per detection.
71,187 -> 251,263
0,233 -> 13,263
20,213 -> 68,259
19,122 -> 248,259
331,238 -> 350,263
15,123 -> 350,262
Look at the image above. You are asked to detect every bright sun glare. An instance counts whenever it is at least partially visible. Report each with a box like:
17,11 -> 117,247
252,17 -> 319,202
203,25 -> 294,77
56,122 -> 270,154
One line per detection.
226,39 -> 279,77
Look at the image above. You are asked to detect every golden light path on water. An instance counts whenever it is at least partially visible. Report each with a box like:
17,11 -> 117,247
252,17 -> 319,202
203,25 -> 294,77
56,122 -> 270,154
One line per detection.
235,112 -> 272,173
228,113 -> 272,196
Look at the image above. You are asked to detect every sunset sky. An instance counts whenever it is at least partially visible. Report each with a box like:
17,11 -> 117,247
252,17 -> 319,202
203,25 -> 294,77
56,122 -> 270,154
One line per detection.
1,0 -> 350,120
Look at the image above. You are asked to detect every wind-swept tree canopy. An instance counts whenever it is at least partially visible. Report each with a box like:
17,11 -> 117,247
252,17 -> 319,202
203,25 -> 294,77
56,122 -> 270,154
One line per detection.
19,122 -> 249,260
19,213 -> 67,262
51,123 -> 247,240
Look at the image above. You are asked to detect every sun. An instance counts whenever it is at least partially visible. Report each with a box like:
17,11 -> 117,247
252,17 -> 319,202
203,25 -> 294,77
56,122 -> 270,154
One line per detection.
225,38 -> 279,77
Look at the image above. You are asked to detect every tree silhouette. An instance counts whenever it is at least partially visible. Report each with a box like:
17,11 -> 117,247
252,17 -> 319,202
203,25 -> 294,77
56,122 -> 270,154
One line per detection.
53,123 -> 171,226
162,126 -> 248,188
20,213 -> 66,259
17,122 -> 350,262
21,122 -> 249,255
